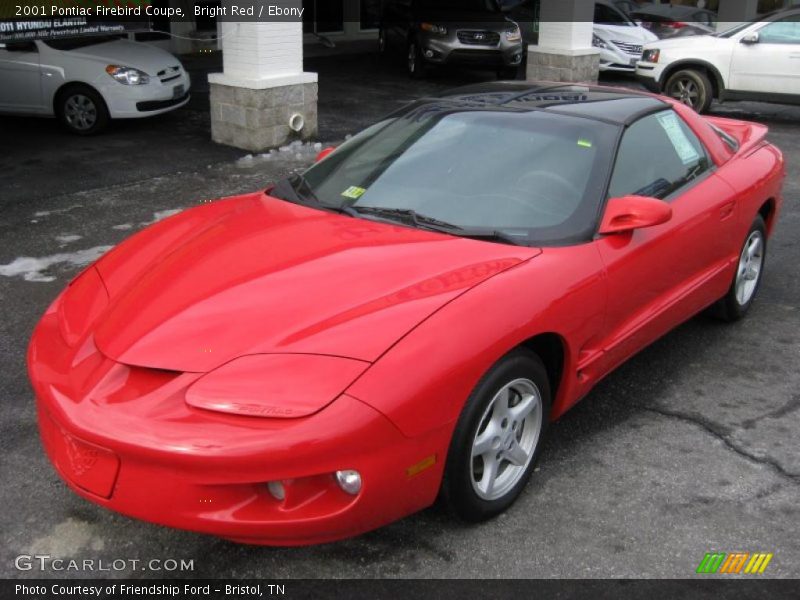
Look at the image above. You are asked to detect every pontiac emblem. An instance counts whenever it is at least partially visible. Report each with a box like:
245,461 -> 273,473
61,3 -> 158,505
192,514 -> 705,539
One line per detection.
65,436 -> 99,476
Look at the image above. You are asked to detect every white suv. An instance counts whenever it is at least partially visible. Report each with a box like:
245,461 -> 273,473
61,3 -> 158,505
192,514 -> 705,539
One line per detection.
636,7 -> 800,113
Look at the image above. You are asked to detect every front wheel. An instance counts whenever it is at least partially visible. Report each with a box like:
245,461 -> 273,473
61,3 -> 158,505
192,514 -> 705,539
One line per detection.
441,349 -> 551,522
665,69 -> 713,113
56,84 -> 110,135
407,40 -> 428,79
712,215 -> 767,322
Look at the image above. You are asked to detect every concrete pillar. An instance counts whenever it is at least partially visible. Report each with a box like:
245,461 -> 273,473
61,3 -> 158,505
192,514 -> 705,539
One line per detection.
716,0 -> 759,31
209,19 -> 318,152
526,0 -> 599,83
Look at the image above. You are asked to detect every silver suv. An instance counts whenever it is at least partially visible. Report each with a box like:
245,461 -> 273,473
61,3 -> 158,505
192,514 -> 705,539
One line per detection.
379,0 -> 526,79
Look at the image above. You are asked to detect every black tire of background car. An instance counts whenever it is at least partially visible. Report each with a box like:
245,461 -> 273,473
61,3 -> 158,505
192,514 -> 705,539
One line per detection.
378,27 -> 387,53
665,68 -> 713,114
710,215 -> 767,322
440,349 -> 551,522
407,39 -> 429,79
55,84 -> 110,136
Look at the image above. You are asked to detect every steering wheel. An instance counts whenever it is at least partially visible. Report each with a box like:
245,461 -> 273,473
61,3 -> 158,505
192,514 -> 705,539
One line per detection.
508,170 -> 582,219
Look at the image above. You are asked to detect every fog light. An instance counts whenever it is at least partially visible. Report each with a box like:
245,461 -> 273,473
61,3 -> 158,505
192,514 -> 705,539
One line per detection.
267,481 -> 285,501
335,470 -> 362,495
424,49 -> 434,58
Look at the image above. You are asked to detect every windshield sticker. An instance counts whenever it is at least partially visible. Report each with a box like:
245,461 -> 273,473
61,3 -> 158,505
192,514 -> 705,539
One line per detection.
341,186 -> 367,199
577,138 -> 593,149
657,112 -> 700,165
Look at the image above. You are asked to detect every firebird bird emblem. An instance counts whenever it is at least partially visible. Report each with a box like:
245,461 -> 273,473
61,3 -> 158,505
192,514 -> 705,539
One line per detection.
65,436 -> 99,476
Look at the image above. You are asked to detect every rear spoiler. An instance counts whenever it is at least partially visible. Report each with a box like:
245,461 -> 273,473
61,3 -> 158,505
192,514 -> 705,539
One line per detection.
703,116 -> 769,157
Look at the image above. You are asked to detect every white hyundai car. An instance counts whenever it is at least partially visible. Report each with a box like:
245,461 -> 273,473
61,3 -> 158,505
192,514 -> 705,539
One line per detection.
593,0 -> 659,72
0,35 -> 190,134
635,7 -> 800,113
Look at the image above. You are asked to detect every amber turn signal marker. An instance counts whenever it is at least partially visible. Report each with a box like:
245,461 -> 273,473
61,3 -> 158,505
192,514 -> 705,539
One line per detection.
406,455 -> 436,477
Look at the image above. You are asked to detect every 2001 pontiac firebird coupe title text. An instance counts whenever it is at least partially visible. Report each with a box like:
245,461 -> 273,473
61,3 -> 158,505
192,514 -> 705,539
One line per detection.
28,83 -> 784,545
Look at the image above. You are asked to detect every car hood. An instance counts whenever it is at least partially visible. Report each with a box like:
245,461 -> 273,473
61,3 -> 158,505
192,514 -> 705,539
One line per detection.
595,24 -> 658,43
93,193 -> 538,372
57,39 -> 181,73
643,32 -> 724,50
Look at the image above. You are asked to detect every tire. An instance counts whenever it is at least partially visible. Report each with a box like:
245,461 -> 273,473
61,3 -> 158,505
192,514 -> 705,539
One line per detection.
378,27 -> 387,54
665,69 -> 713,113
407,39 -> 428,79
56,84 -> 110,135
712,215 -> 767,322
441,349 -> 551,522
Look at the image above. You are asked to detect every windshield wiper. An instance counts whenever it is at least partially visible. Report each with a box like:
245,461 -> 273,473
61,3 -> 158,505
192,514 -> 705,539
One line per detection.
348,206 -> 524,246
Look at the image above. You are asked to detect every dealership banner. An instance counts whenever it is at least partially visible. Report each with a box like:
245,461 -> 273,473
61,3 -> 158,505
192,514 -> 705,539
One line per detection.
4,579 -> 800,599
0,1 -> 152,42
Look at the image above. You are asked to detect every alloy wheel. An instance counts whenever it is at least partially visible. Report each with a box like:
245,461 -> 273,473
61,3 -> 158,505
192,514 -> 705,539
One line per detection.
470,378 -> 542,501
669,78 -> 700,108
735,230 -> 764,306
63,94 -> 98,131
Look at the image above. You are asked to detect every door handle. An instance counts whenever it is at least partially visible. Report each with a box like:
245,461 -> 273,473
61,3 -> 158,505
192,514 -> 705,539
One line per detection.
719,201 -> 735,220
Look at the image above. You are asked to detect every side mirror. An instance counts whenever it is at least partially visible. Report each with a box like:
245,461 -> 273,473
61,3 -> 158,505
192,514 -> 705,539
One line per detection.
599,195 -> 672,235
315,147 -> 336,162
740,32 -> 759,44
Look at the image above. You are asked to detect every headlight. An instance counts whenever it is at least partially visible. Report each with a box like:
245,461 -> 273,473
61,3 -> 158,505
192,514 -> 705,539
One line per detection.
505,26 -> 522,42
420,22 -> 448,35
592,34 -> 609,50
105,65 -> 150,85
185,354 -> 369,418
642,48 -> 660,63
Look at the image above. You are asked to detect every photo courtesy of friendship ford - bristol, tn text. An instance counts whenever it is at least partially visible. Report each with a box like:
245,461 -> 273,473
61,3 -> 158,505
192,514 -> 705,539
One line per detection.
1,0 -> 799,596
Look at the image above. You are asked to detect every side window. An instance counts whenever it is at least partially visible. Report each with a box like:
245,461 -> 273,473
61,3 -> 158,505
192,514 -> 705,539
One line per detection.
757,16 -> 800,44
608,110 -> 710,200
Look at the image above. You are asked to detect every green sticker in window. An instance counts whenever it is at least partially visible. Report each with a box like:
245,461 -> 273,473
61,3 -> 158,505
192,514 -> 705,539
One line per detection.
341,186 -> 367,199
577,139 -> 593,148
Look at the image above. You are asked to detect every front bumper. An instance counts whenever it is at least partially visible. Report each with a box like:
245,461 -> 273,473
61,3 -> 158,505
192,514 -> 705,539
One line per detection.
421,31 -> 523,69
598,46 -> 641,72
635,63 -> 662,93
28,297 -> 447,545
99,70 -> 191,119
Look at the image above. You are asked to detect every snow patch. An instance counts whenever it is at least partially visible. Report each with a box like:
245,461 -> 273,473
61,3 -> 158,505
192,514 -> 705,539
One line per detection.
0,246 -> 112,283
55,234 -> 82,245
112,223 -> 133,230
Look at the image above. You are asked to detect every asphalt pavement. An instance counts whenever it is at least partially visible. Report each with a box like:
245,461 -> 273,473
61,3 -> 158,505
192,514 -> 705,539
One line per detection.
0,52 -> 798,579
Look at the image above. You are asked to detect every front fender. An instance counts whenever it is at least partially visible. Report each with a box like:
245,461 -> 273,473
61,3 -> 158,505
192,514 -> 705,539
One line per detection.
346,243 -> 607,438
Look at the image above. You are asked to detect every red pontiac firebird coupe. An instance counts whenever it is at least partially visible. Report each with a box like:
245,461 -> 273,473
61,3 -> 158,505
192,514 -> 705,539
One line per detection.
29,83 -> 784,545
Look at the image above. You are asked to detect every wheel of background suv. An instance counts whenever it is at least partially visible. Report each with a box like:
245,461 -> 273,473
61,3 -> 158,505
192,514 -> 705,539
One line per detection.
56,84 -> 109,135
378,27 -> 387,53
665,69 -> 713,113
442,349 -> 551,522
407,39 -> 428,79
713,215 -> 767,322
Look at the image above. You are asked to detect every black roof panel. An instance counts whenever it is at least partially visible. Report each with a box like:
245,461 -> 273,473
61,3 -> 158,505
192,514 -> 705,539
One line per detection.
433,82 -> 668,125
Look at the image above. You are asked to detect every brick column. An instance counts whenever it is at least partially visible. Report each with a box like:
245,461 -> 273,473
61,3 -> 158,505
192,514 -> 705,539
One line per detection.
209,21 -> 318,151
526,0 -> 599,83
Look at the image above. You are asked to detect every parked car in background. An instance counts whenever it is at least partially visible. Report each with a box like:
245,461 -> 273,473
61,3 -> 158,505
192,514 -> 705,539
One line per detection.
630,3 -> 717,39
636,7 -> 800,113
379,0 -> 525,78
0,35 -> 190,135
593,0 -> 659,72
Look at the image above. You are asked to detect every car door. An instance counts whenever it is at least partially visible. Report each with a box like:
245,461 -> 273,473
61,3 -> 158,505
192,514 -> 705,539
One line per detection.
0,41 -> 43,113
729,15 -> 800,95
594,109 -> 738,375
